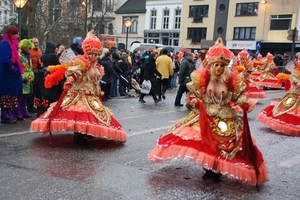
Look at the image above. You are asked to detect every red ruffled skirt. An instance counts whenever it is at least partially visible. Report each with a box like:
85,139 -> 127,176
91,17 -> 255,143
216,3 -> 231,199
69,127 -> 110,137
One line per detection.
251,72 -> 282,88
244,79 -> 266,99
149,115 -> 269,185
30,103 -> 127,142
257,102 -> 300,136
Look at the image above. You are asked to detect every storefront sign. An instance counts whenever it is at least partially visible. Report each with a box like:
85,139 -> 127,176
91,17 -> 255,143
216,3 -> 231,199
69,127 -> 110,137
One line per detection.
226,40 -> 257,50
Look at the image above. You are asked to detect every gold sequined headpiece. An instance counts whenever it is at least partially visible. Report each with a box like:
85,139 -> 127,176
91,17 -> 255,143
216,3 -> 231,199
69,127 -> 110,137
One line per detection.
205,37 -> 234,65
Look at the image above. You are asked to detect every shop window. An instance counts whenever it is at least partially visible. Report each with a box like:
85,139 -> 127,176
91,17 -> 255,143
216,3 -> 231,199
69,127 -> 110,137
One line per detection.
233,27 -> 256,40
270,15 -> 292,30
236,2 -> 259,16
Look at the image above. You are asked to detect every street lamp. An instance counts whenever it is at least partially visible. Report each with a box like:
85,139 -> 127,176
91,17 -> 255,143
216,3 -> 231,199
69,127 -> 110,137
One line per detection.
82,0 -> 87,35
123,18 -> 133,51
12,0 -> 29,40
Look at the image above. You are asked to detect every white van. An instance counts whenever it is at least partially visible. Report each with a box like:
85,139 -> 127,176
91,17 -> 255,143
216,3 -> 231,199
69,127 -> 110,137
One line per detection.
130,43 -> 165,52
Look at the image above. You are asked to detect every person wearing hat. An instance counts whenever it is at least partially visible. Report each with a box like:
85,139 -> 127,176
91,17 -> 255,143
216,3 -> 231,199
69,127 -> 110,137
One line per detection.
31,30 -> 127,145
149,37 -> 268,186
0,25 -> 23,124
13,39 -> 35,120
174,52 -> 194,107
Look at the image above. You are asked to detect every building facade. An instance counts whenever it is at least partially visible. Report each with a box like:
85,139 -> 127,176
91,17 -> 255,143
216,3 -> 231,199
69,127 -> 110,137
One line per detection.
0,0 -> 16,30
144,0 -> 182,46
115,0 -> 147,50
179,0 -> 300,55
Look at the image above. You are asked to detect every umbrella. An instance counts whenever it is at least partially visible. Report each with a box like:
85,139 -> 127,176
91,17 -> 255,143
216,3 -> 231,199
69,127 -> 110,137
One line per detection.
180,48 -> 191,53
134,46 -> 147,51
164,47 -> 175,52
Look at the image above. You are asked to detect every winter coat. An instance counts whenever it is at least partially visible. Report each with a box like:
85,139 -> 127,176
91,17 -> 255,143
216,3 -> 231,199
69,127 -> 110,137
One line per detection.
30,47 -> 43,71
100,56 -> 119,84
156,54 -> 173,79
144,58 -> 162,94
40,42 -> 60,68
179,58 -> 193,86
0,40 -> 22,96
20,50 -> 34,94
70,43 -> 84,55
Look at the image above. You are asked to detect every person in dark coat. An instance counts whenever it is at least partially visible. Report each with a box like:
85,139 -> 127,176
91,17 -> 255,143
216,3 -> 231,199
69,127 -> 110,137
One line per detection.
174,52 -> 194,107
70,42 -> 84,55
37,42 -> 61,115
111,51 -> 121,97
0,25 -> 23,124
139,53 -> 162,103
100,52 -> 119,101
118,54 -> 131,96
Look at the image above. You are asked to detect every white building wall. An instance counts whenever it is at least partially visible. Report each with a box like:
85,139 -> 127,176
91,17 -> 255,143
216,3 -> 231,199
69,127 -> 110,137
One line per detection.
144,0 -> 183,46
0,1 -> 17,30
145,0 -> 182,30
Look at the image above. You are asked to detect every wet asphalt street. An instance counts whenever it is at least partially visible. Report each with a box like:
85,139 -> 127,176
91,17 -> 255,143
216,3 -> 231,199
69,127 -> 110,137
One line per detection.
0,88 -> 299,200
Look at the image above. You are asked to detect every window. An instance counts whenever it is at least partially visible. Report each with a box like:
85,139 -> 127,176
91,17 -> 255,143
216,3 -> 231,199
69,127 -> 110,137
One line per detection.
234,27 -> 256,40
54,9 -> 61,22
150,9 -> 157,29
189,5 -> 209,18
108,23 -> 113,35
106,0 -> 114,12
236,2 -> 259,16
122,16 -> 138,33
174,8 -> 181,30
270,15 -> 292,30
187,28 -> 207,43
163,9 -> 169,29
93,0 -> 103,11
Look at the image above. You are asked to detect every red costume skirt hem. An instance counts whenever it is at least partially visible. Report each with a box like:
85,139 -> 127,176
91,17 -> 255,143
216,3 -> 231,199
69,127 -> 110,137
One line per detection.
257,105 -> 300,136
148,134 -> 268,185
30,110 -> 127,142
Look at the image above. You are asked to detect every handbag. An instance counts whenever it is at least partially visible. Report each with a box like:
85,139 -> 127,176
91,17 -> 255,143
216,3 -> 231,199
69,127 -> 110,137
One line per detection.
141,80 -> 152,94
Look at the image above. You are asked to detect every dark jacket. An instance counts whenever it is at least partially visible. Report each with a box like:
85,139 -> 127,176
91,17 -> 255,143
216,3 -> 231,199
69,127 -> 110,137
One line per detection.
112,52 -> 122,74
143,58 -> 162,94
100,56 -> 119,83
118,60 -> 130,77
40,42 -> 59,68
70,43 -> 84,55
40,42 -> 62,103
179,58 -> 193,86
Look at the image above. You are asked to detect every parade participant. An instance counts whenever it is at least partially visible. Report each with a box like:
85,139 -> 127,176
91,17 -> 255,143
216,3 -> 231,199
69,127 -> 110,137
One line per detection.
0,25 -> 23,124
30,30 -> 127,145
257,56 -> 300,136
252,52 -> 281,89
13,39 -> 35,120
148,38 -> 268,186
234,49 -> 265,98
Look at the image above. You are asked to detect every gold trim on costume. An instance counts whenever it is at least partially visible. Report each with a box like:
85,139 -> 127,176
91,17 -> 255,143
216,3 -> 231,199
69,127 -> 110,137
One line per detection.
272,93 -> 300,117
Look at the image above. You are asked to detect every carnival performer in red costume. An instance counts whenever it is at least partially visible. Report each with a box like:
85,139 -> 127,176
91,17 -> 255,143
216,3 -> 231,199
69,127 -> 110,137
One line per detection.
234,49 -> 265,98
30,31 -> 127,145
257,56 -> 300,136
251,52 -> 281,89
148,38 -> 268,186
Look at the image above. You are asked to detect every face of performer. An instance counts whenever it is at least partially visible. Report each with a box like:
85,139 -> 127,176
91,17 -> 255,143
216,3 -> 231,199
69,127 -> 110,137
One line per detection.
23,47 -> 31,53
213,62 -> 226,77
